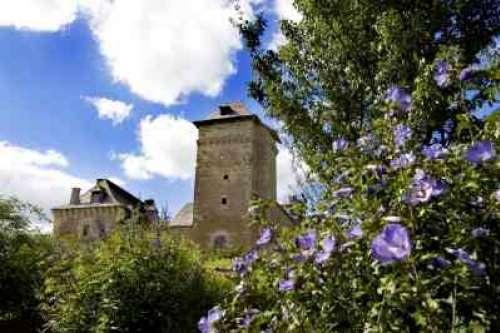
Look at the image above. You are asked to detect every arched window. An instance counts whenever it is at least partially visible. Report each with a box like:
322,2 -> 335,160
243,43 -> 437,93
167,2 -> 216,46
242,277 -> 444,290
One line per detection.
213,234 -> 228,249
221,197 -> 227,205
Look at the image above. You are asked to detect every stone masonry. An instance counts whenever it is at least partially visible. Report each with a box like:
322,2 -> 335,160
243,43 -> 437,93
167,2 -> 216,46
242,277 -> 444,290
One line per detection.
170,103 -> 290,250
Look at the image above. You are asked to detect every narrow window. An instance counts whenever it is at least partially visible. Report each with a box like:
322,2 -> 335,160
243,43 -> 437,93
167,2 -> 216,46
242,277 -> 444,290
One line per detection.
223,174 -> 229,180
221,197 -> 227,205
82,225 -> 89,237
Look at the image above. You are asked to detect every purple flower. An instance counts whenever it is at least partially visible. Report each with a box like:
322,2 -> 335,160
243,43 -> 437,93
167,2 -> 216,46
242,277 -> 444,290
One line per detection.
495,189 -> 500,201
346,224 -> 363,239
332,187 -> 353,198
431,256 -> 451,269
434,60 -> 450,87
459,67 -> 474,81
390,152 -> 415,169
451,248 -> 486,276
314,236 -> 336,264
292,254 -> 306,262
239,309 -> 260,328
466,141 -> 496,164
278,279 -> 295,292
443,119 -> 454,134
422,143 -> 447,160
233,250 -> 259,275
333,137 -> 348,152
198,306 -> 223,333
394,124 -> 412,148
407,171 -> 446,205
472,227 -> 490,238
295,230 -> 317,250
385,85 -> 411,111
371,224 -> 411,265
256,228 -> 272,246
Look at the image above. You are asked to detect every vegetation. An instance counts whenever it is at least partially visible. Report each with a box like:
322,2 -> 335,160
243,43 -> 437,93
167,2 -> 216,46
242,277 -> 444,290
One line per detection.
213,0 -> 500,331
42,223 -> 229,332
2,1 -> 500,332
0,197 -> 228,332
0,197 -> 53,328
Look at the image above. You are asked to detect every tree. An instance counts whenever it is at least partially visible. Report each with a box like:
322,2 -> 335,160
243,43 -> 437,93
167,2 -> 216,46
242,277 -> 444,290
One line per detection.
42,221 -> 229,332
216,0 -> 500,331
0,197 -> 53,328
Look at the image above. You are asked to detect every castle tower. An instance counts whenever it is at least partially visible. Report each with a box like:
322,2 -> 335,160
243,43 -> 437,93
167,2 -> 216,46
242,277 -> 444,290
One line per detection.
190,103 -> 280,249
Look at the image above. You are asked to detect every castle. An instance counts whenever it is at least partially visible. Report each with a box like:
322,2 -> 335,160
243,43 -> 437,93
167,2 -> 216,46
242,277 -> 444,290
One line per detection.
53,103 -> 290,249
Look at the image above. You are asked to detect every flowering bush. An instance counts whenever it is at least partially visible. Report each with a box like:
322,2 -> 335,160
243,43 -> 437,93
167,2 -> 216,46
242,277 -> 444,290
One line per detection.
210,0 -> 500,331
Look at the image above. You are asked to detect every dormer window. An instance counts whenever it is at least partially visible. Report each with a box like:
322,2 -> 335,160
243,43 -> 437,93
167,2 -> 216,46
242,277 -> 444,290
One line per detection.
219,105 -> 235,116
90,189 -> 105,204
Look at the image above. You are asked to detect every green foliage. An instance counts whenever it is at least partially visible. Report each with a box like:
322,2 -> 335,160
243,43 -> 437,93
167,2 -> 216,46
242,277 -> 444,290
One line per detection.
42,224 -> 229,332
216,0 -> 500,331
0,197 -> 53,327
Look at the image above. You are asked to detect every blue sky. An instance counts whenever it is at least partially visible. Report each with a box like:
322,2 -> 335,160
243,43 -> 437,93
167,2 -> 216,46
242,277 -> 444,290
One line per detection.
0,0 -> 300,229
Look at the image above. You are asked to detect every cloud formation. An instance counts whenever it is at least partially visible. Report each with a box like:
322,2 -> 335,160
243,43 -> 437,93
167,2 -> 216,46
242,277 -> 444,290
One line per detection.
268,0 -> 303,50
0,0 -> 260,106
0,141 -> 92,231
82,0 -> 247,106
117,114 -> 198,181
85,96 -> 133,125
275,0 -> 303,22
276,146 -> 304,202
0,0 -> 78,32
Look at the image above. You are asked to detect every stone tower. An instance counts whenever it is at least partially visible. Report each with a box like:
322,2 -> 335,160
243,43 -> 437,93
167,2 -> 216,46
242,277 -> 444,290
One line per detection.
189,103 -> 280,249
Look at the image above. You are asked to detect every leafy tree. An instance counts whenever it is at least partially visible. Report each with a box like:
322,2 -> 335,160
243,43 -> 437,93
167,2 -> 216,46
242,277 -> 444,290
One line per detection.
0,197 -> 53,327
42,222 -> 230,332
215,0 -> 500,331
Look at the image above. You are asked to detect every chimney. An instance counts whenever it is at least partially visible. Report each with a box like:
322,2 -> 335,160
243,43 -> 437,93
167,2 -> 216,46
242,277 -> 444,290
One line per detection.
70,187 -> 81,205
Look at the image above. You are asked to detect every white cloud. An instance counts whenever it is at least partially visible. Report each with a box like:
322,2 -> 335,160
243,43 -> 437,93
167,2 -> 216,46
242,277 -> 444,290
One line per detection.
268,0 -> 302,50
0,0 -> 261,106
0,0 -> 78,32
275,0 -> 302,22
0,141 -> 92,232
117,114 -> 198,181
85,96 -> 133,125
276,146 -> 304,202
81,0 -> 248,106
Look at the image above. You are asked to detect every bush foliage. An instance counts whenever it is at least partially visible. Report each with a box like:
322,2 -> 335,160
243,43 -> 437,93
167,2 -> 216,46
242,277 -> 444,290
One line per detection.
0,197 -> 53,327
211,0 -> 500,332
42,224 -> 229,332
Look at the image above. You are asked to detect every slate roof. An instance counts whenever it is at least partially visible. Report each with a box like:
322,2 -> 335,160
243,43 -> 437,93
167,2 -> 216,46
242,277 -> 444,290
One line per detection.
169,202 -> 194,227
193,103 -> 281,143
53,178 -> 141,209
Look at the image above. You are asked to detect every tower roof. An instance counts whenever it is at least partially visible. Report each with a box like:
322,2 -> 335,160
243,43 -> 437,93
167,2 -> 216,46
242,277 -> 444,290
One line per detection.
193,103 -> 280,143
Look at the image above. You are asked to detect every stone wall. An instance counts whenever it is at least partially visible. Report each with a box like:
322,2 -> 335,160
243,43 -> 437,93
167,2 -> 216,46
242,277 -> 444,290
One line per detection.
189,117 -> 280,250
53,204 -> 129,240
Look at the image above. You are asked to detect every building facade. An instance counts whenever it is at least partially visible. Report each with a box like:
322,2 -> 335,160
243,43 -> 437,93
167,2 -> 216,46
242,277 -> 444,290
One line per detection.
52,178 -> 157,240
170,103 -> 290,249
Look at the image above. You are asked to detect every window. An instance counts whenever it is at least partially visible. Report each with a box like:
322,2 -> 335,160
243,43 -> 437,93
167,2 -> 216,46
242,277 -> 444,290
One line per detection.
221,197 -> 227,205
90,190 -> 105,204
82,225 -> 89,237
223,174 -> 229,180
213,235 -> 228,249
219,105 -> 234,116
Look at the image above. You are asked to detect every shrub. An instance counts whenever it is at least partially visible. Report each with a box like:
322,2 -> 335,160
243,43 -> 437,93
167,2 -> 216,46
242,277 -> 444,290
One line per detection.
42,224 -> 229,332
